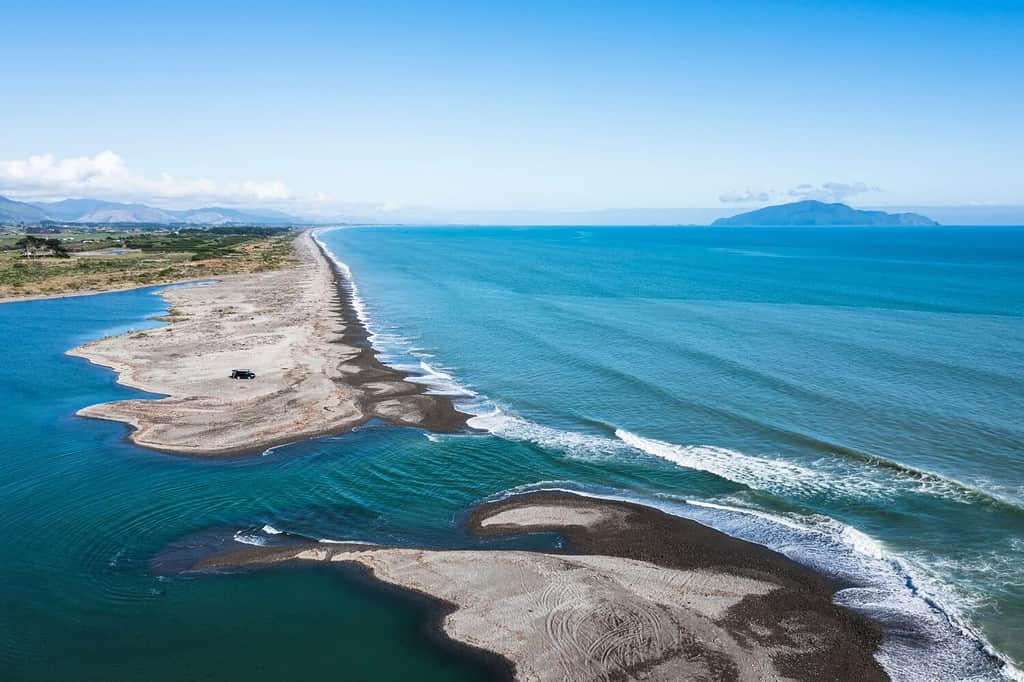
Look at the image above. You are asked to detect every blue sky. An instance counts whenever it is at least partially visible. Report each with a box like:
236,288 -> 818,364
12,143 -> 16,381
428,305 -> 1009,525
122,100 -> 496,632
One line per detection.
1,0 -> 1021,215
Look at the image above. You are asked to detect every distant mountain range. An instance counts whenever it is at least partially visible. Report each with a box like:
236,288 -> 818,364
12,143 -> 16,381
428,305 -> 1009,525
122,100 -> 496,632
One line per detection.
712,200 -> 938,226
0,195 -> 300,226
0,195 -> 984,228
0,196 -> 51,223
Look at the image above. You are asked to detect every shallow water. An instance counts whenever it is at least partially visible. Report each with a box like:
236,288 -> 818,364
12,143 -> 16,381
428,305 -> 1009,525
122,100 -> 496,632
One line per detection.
1,226 -> 1022,680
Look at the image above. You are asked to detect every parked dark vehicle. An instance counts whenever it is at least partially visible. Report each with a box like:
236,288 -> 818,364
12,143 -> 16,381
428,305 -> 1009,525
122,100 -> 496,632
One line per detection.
230,369 -> 256,380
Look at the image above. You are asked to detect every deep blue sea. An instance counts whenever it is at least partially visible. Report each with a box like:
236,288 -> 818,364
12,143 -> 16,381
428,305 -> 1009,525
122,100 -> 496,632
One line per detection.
2,226 -> 1022,681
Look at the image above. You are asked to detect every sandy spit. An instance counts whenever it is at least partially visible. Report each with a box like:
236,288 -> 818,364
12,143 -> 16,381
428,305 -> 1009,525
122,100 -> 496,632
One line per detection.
67,231 -> 469,456
192,492 -> 887,681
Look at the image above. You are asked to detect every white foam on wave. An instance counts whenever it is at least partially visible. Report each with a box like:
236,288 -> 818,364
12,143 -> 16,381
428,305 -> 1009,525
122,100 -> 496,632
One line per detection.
418,360 -> 452,381
313,231 -> 485,407
407,360 -> 478,397
312,232 -> 373,331
614,427 -> 884,498
464,402 -> 1017,515
468,408 -> 631,460
495,484 -> 1021,681
234,518 -> 381,550
233,524 -> 284,546
839,523 -> 887,561
260,443 -> 289,457
613,428 -> 1001,507
470,411 -> 970,508
469,409 -> 991,514
232,530 -> 269,547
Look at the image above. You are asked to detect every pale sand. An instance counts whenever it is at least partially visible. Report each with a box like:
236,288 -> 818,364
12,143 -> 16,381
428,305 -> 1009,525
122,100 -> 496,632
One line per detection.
194,493 -> 886,681
299,547 -> 782,681
67,231 -> 467,456
478,503 -> 624,529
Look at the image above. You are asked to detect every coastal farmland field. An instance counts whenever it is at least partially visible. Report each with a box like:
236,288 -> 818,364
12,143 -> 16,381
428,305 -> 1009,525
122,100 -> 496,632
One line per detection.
0,228 -> 296,298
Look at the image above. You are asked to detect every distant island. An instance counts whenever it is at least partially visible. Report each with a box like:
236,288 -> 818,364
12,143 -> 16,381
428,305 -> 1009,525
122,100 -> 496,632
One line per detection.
712,200 -> 938,226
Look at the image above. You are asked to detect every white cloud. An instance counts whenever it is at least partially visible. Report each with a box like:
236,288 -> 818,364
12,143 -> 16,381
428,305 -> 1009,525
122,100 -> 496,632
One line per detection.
719,189 -> 772,203
720,181 -> 880,205
0,150 -> 293,205
787,181 -> 879,202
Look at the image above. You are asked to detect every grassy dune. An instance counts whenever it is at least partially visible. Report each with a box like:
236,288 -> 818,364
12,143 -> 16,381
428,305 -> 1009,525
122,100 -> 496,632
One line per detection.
0,229 -> 296,298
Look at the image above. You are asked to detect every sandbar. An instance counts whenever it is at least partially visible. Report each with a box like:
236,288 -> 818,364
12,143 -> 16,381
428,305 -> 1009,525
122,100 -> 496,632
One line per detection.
191,491 -> 887,681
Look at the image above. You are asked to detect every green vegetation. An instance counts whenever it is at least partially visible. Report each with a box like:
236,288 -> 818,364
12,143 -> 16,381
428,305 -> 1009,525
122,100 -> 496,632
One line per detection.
0,227 -> 296,298
15,235 -> 70,258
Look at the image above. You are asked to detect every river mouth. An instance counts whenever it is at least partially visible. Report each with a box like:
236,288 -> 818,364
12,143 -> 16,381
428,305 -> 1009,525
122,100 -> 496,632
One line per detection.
1,226 -> 1022,680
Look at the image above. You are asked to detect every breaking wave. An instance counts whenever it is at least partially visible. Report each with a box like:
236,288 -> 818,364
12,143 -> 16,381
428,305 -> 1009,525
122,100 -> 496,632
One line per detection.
232,529 -> 271,547
488,483 -> 1021,681
314,230 -> 482,404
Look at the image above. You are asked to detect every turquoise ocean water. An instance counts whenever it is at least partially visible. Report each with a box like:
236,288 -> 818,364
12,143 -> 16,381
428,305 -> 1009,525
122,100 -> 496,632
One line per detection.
1,226 -> 1022,680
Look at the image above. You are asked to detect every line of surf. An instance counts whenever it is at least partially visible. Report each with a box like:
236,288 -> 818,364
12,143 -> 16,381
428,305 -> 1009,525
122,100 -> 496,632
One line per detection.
467,402 -> 1021,511
312,228 -> 491,408
613,427 -> 1024,511
484,482 -> 1021,682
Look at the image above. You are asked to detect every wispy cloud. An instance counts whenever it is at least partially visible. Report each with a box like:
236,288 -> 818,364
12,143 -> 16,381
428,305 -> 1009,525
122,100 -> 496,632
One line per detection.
720,181 -> 881,205
787,181 -> 880,202
719,189 -> 772,203
0,150 -> 292,205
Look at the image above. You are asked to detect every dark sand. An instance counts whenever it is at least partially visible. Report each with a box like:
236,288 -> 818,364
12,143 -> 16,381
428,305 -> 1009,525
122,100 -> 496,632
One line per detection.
471,491 -> 887,681
311,234 -> 470,433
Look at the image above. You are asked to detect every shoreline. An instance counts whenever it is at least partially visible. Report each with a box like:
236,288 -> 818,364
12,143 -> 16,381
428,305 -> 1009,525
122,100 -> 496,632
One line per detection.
0,278 -> 214,305
67,230 -> 470,456
186,491 -> 888,681
299,560 -> 518,681
308,232 -> 471,432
